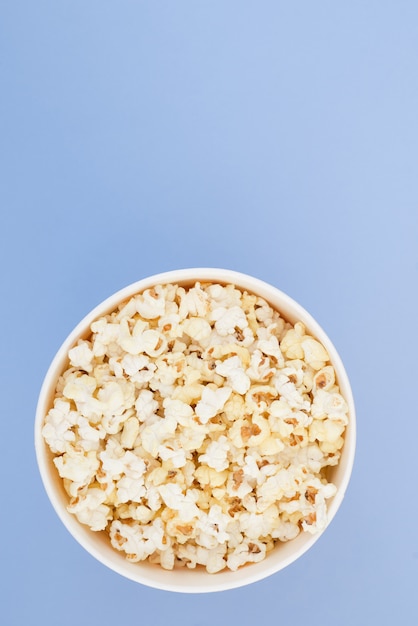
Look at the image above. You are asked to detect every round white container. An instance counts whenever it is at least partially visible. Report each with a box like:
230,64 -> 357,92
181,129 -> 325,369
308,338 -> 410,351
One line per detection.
35,268 -> 356,593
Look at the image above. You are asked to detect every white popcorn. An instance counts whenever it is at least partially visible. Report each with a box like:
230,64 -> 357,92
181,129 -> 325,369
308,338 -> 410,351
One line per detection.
157,313 -> 182,338
117,318 -> 148,355
120,416 -> 140,449
272,519 -> 300,541
226,469 -> 253,499
99,439 -> 128,480
196,505 -> 231,546
195,465 -> 228,488
195,385 -> 232,423
280,323 -> 305,359
198,436 -> 230,472
163,398 -> 193,424
146,486 -> 162,511
116,474 -> 146,504
151,359 -> 182,391
68,341 -> 94,373
158,484 -> 200,521
140,416 -> 177,456
119,320 -> 167,358
237,506 -> 279,540
212,305 -> 248,336
280,443 -> 326,473
54,449 -> 99,488
76,415 -> 105,451
207,283 -> 241,308
116,296 -> 138,320
139,329 -> 167,358
110,518 -> 166,562
99,380 -> 134,415
273,374 -> 310,410
309,418 -> 345,444
246,349 -> 276,382
242,453 -> 261,481
227,540 -> 266,571
68,488 -> 111,531
178,284 -> 209,319
120,504 -> 154,524
42,399 -> 76,453
43,280 -> 349,574
63,373 -> 97,403
313,366 -> 335,391
158,444 -> 187,468
135,287 -> 166,319
256,330 -> 285,367
257,466 -> 303,503
215,356 -> 250,394
135,389 -> 158,422
255,299 -> 274,323
118,460 -> 151,505
177,423 -> 207,452
120,354 -> 146,376
91,320 -> 120,357
181,317 -> 212,343
108,357 -> 124,378
301,337 -> 329,370
205,545 -> 227,574
311,389 -> 349,423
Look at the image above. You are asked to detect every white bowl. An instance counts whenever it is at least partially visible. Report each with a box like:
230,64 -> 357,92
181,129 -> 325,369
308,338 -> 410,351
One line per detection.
35,268 -> 356,593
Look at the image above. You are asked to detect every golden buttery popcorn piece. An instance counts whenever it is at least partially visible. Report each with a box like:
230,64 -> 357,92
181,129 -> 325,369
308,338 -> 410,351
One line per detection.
42,282 -> 349,573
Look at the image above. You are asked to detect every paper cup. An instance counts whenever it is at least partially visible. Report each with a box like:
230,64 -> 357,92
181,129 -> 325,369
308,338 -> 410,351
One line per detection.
35,268 -> 356,593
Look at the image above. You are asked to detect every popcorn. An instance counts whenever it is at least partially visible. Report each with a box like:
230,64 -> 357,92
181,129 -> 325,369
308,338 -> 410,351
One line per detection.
212,305 -> 249,336
120,416 -> 140,449
256,329 -> 285,367
68,341 -> 94,373
42,399 -> 76,453
301,337 -> 329,371
311,389 -> 349,423
54,448 -> 99,488
195,465 -> 228,487
227,540 -> 266,571
157,444 -> 187,468
68,488 -> 112,531
181,317 -> 212,343
109,518 -> 166,562
158,484 -> 200,521
63,373 -> 97,404
196,505 -> 231,546
198,436 -> 230,472
135,286 -> 166,319
116,475 -> 146,504
43,281 -> 349,574
280,322 -> 305,359
215,356 -> 251,394
273,374 -> 310,411
90,319 -> 120,357
178,284 -> 209,319
140,415 -> 177,456
195,385 -> 232,423
134,389 -> 158,422
246,349 -> 276,382
313,366 -> 335,391
120,354 -> 149,377
76,415 -> 105,451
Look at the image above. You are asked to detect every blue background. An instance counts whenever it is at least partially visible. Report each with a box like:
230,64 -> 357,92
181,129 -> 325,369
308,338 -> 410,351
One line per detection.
1,1 -> 417,624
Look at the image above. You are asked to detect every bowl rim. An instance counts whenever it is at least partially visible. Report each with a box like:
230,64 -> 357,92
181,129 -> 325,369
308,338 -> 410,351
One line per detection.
35,267 -> 356,593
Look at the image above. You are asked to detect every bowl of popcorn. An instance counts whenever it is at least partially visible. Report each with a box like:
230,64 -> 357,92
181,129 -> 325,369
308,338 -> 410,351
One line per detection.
35,268 -> 355,592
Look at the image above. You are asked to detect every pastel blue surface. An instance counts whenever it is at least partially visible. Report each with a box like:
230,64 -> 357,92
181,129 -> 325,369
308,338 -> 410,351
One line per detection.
1,2 -> 417,624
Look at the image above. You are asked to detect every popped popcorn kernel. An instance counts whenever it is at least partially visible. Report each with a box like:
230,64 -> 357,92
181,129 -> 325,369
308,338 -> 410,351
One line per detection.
42,280 -> 349,573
